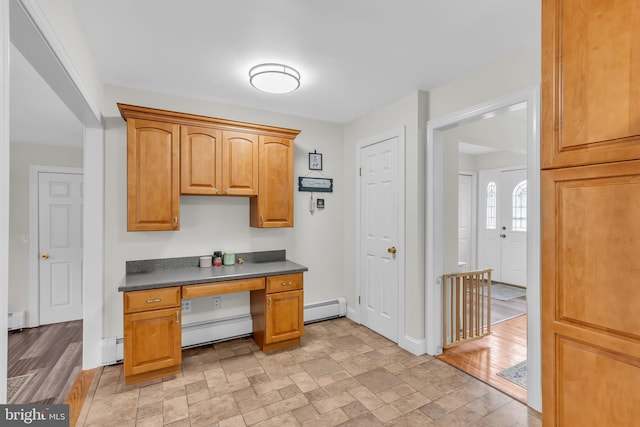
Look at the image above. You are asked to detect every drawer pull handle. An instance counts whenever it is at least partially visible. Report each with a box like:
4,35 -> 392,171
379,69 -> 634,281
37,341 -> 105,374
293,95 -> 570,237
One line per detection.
268,297 -> 272,309
176,311 -> 180,324
281,281 -> 293,286
146,298 -> 162,304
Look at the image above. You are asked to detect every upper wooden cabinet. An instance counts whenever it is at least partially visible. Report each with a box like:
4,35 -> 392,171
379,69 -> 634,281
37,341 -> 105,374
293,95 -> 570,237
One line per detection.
250,136 -> 294,228
180,125 -> 222,195
222,131 -> 259,196
119,103 -> 300,230
541,0 -> 640,169
126,118 -> 180,231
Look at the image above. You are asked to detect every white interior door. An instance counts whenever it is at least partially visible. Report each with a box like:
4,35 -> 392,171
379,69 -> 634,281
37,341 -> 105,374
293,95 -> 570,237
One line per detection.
458,173 -> 474,272
499,169 -> 527,286
39,172 -> 84,324
359,136 -> 399,342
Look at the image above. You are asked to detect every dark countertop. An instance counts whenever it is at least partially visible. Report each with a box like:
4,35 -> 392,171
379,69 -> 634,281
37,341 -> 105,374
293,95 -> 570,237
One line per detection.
118,250 -> 308,292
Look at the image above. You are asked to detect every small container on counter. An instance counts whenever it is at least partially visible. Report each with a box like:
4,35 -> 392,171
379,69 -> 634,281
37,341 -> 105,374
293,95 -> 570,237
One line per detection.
223,251 -> 235,266
213,251 -> 223,267
199,256 -> 212,268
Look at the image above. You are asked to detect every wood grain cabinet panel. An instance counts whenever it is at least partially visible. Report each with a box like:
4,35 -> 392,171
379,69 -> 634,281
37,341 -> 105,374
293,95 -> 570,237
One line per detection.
541,160 -> 640,425
126,118 -> 180,231
123,307 -> 181,383
542,0 -> 640,168
181,126 -> 222,195
250,136 -> 294,227
222,131 -> 259,196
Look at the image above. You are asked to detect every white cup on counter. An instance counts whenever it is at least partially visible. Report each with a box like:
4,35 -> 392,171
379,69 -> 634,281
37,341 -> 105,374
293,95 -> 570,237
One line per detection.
199,256 -> 212,268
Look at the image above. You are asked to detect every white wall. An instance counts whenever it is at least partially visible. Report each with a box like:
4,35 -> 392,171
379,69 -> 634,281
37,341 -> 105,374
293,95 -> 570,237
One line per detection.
102,85 -> 345,338
343,91 -> 429,342
34,0 -> 103,113
429,46 -> 540,119
8,143 -> 84,314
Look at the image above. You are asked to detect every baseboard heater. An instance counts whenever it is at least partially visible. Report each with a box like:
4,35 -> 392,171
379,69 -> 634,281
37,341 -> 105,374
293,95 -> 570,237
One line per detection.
103,297 -> 347,365
7,311 -> 27,331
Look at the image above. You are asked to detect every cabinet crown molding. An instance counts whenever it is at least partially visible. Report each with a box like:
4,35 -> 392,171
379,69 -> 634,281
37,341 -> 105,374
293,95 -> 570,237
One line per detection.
118,103 -> 301,139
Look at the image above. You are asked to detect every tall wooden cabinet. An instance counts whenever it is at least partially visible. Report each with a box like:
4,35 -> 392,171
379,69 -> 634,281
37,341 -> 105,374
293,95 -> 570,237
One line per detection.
541,1 -> 640,425
119,104 -> 300,230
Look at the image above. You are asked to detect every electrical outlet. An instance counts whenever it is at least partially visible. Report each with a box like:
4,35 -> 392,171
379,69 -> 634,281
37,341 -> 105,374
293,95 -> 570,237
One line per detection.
181,300 -> 191,313
212,296 -> 221,309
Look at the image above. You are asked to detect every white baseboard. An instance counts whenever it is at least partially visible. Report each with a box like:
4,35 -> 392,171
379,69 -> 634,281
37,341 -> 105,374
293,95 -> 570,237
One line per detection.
346,305 -> 359,323
101,297 -> 348,365
398,334 -> 428,356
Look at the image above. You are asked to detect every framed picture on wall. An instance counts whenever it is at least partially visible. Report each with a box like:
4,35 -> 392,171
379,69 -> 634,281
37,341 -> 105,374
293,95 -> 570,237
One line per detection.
309,152 -> 323,170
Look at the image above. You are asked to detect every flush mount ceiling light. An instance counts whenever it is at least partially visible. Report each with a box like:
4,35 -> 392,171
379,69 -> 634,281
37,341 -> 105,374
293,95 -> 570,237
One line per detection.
249,63 -> 300,94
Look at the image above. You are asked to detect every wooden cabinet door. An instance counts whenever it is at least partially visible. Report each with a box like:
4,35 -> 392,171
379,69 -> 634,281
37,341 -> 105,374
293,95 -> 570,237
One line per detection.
541,0 -> 640,169
542,161 -> 640,426
221,131 -> 258,196
181,125 -> 222,195
127,118 -> 180,231
123,307 -> 182,377
250,136 -> 294,227
265,289 -> 303,344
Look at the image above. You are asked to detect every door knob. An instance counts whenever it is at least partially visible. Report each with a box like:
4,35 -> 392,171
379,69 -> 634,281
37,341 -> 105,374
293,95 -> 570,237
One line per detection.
41,253 -> 49,259
388,246 -> 397,254
500,234 -> 506,238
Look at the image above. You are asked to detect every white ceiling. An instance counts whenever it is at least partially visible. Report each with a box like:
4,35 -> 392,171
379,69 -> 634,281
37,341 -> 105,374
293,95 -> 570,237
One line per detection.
10,1 -> 540,147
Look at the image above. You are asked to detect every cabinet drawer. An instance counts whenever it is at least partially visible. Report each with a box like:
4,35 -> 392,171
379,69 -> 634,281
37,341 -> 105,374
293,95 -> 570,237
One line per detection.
124,287 -> 181,314
182,277 -> 265,299
266,273 -> 303,293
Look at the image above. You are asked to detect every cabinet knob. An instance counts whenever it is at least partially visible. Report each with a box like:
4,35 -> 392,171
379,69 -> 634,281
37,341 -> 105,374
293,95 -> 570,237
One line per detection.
260,215 -> 264,226
224,188 -> 229,194
146,298 -> 162,304
268,297 -> 272,309
173,216 -> 179,228
281,281 -> 293,286
176,311 -> 180,324
215,189 -> 221,194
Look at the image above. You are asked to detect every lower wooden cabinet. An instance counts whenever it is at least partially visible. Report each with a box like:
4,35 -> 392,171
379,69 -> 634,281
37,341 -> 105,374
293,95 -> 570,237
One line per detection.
251,273 -> 304,351
123,287 -> 181,385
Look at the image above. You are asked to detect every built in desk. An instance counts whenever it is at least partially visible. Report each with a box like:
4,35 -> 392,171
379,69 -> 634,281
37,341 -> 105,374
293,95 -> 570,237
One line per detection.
118,250 -> 307,385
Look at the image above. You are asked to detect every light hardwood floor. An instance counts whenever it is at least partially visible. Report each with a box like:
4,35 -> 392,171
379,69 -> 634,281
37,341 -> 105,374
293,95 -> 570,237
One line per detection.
438,315 -> 528,403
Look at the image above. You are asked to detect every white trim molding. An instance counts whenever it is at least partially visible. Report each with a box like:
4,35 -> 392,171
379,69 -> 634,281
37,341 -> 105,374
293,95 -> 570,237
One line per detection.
424,85 -> 541,412
0,0 -> 10,405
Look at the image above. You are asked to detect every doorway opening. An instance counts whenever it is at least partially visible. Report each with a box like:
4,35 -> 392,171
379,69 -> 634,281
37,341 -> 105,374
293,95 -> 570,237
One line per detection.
425,86 -> 541,411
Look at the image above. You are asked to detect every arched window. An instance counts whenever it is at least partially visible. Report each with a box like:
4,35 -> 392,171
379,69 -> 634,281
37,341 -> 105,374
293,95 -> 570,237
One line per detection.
512,180 -> 527,231
486,182 -> 497,229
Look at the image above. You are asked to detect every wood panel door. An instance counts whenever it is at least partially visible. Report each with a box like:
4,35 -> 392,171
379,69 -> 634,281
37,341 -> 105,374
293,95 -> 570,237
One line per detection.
250,136 -> 294,227
265,289 -> 303,344
541,0 -> 640,169
127,118 -> 180,231
123,307 -> 182,378
541,161 -> 640,425
222,131 -> 258,196
180,125 -> 222,195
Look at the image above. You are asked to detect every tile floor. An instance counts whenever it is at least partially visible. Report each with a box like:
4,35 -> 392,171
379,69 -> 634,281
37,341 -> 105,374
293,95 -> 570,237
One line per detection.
77,318 -> 541,426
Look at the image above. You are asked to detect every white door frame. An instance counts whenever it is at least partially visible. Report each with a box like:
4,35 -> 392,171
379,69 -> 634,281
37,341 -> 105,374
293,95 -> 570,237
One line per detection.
355,128 -> 406,346
9,0 -> 104,370
29,165 -> 83,327
425,85 -> 541,412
